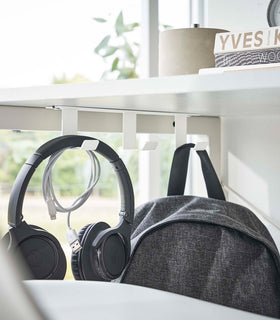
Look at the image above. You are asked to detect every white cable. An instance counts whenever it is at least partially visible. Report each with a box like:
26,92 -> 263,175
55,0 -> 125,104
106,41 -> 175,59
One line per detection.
42,147 -> 101,253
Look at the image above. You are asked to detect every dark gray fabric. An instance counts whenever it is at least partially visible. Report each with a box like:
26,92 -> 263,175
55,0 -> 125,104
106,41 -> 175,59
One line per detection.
120,196 -> 280,318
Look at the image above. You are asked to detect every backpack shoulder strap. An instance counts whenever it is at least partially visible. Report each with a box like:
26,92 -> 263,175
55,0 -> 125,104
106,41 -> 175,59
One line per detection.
196,150 -> 225,201
167,144 -> 225,201
167,143 -> 194,196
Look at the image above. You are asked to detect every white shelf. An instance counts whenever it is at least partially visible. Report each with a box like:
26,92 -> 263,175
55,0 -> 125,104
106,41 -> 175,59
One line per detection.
1,68 -> 280,116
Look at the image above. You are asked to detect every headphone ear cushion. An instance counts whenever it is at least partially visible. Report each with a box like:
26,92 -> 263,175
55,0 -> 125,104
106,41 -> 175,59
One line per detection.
5,223 -> 67,280
71,222 -> 111,281
29,225 -> 46,232
97,233 -> 127,280
71,223 -> 92,280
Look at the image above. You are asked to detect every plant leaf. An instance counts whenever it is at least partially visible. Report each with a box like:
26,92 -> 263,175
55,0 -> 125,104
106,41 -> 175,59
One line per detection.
162,24 -> 172,29
129,71 -> 138,79
101,71 -> 109,80
115,11 -> 124,36
120,42 -> 136,64
117,67 -> 135,79
123,22 -> 139,32
111,57 -> 119,71
102,46 -> 118,57
94,35 -> 111,54
93,17 -> 107,23
130,22 -> 140,28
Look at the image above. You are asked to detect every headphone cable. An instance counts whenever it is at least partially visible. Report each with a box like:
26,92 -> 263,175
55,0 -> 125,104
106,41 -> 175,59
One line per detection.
42,148 -> 101,253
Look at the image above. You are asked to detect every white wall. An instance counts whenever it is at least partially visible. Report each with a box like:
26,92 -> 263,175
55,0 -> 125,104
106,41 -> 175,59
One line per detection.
207,0 -> 270,31
207,0 -> 280,247
221,117 -> 280,245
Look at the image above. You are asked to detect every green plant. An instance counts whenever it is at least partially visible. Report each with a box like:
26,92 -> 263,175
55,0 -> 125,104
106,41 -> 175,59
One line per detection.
52,74 -> 91,84
93,11 -> 140,80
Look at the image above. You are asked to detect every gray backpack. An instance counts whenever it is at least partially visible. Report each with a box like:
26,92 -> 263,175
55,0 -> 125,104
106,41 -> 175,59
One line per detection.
119,144 -> 280,318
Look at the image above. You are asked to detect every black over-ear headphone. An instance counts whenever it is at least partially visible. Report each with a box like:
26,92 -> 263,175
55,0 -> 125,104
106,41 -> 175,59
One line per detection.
2,135 -> 134,281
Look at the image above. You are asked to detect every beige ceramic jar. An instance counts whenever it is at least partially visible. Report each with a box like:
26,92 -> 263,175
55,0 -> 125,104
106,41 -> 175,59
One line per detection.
159,28 -> 228,76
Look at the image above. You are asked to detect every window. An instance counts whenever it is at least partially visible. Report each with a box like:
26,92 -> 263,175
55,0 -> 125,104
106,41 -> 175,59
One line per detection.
159,0 -> 190,30
0,0 -> 141,88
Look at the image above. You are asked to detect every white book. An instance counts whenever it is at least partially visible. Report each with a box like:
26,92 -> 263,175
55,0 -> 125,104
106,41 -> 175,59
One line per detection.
199,62 -> 280,75
215,27 -> 280,54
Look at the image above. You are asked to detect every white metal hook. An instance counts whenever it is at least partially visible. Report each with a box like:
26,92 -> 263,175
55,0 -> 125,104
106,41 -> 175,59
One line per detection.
140,140 -> 158,151
123,112 -> 137,149
174,114 -> 187,148
122,112 -> 158,150
61,107 -> 78,135
194,141 -> 208,151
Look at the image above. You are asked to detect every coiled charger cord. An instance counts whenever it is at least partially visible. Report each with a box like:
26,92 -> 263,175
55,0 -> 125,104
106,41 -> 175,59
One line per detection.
42,148 -> 101,253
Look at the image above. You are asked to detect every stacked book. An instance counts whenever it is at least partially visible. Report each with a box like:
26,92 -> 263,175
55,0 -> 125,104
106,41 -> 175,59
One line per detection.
199,26 -> 280,74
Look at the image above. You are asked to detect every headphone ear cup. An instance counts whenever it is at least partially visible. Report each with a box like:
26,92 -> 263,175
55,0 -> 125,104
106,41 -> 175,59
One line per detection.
97,232 -> 127,281
71,222 -> 111,281
4,222 -> 66,280
29,225 -> 46,232
71,223 -> 92,280
71,222 -> 128,281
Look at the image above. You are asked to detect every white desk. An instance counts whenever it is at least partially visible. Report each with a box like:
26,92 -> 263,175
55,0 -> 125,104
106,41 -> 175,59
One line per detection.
0,69 -> 280,116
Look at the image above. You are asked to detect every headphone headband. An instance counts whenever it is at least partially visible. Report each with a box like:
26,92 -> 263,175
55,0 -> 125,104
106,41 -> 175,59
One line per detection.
8,135 -> 134,228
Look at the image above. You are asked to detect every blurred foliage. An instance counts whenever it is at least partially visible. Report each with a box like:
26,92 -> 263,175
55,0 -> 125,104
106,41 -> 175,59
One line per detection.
0,130 -> 173,199
0,132 -> 56,193
93,11 -> 140,80
159,24 -> 172,31
52,73 -> 91,84
0,131 -> 138,198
